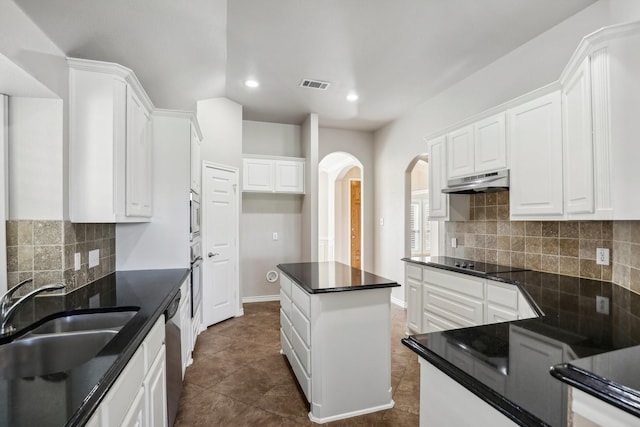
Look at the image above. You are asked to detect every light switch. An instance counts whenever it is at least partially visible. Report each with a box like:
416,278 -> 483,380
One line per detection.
272,232 -> 279,241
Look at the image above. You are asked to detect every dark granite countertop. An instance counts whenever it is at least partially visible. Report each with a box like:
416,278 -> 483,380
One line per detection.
277,262 -> 399,294
0,268 -> 189,427
401,258 -> 640,426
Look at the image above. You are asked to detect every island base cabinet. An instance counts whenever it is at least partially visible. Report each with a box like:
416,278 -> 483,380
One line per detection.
569,387 -> 640,427
419,358 -> 517,427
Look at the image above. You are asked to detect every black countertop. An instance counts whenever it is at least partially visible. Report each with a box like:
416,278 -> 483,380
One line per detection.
277,262 -> 399,294
0,268 -> 189,427
402,258 -> 640,426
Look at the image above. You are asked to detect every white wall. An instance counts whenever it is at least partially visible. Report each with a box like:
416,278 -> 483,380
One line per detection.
319,127 -> 375,271
8,97 -> 64,220
241,120 -> 304,299
373,1 -> 610,304
197,97 -> 243,169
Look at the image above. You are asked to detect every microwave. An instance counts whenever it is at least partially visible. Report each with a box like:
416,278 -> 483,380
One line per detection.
190,191 -> 201,241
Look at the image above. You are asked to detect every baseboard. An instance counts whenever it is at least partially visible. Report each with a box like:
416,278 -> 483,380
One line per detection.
391,296 -> 407,309
242,294 -> 280,303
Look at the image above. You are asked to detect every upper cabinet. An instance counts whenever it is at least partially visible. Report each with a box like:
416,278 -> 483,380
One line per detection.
508,91 -> 563,219
242,155 -> 305,194
427,136 -> 469,221
447,112 -> 507,179
190,123 -> 202,194
68,58 -> 154,222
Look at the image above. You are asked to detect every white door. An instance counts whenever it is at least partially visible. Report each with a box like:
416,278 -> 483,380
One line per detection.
202,163 -> 239,327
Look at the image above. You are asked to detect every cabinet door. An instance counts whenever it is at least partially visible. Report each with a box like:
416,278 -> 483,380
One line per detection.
275,160 -> 304,193
120,387 -> 146,427
243,158 -> 274,192
563,58 -> 594,215
423,284 -> 483,329
474,113 -> 507,173
407,278 -> 423,333
126,88 -> 152,217
487,304 -> 518,324
427,136 -> 448,219
447,125 -> 475,179
190,124 -> 201,194
145,346 -> 168,427
508,91 -> 563,218
179,293 -> 192,376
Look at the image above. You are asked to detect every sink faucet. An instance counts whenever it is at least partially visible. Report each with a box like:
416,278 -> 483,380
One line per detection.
0,282 -> 65,336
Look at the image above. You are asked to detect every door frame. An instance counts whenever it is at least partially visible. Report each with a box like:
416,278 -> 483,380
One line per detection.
201,161 -> 242,317
348,178 -> 363,269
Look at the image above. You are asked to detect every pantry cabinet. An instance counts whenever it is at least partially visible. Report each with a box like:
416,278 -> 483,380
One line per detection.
68,58 -> 154,222
508,91 -> 563,219
242,155 -> 305,194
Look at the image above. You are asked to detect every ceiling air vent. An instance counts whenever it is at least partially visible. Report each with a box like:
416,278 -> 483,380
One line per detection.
299,79 -> 330,90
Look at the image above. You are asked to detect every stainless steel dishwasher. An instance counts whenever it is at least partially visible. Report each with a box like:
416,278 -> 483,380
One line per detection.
165,289 -> 182,426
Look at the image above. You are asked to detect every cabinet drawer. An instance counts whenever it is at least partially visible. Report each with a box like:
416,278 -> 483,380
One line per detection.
280,328 -> 293,359
291,283 -> 311,319
424,267 -> 484,299
280,289 -> 292,319
144,316 -> 165,371
291,303 -> 311,346
102,347 -> 145,427
487,304 -> 518,324
424,310 -> 462,332
280,308 -> 292,342
406,264 -> 423,281
280,273 -> 292,297
487,282 -> 518,310
291,327 -> 311,376
424,284 -> 483,327
289,347 -> 311,402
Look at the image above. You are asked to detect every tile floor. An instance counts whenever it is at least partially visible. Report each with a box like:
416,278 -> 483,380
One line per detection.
175,301 -> 420,426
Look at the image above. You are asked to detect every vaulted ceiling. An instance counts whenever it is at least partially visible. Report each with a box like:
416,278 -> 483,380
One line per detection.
14,0 -> 597,130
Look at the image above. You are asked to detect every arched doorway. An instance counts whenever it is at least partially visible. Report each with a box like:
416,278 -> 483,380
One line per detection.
405,155 -> 438,257
318,152 -> 363,268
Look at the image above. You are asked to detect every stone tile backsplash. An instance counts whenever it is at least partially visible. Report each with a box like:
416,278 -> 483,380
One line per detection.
444,191 -> 640,294
6,220 -> 115,295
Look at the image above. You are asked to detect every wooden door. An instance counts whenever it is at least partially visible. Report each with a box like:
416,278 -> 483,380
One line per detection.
350,180 -> 361,269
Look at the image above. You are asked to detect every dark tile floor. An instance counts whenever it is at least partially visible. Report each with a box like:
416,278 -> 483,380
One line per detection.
175,301 -> 419,426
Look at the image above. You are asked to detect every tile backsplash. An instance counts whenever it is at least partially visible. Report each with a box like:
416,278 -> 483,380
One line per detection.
444,191 -> 640,294
6,220 -> 115,295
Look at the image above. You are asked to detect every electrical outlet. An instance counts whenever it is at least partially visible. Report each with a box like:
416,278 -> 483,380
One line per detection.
74,253 -> 81,271
379,217 -> 384,226
272,232 -> 278,241
596,296 -> 610,315
451,238 -> 458,248
596,248 -> 610,266
89,249 -> 100,268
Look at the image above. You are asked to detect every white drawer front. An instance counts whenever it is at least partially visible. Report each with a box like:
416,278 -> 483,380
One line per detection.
291,327 -> 311,376
424,284 -> 483,327
280,308 -> 292,342
406,264 -> 423,281
487,282 -> 518,310
280,328 -> 293,359
102,347 -> 145,427
424,267 -> 484,299
280,289 -> 292,319
291,303 -> 311,346
487,304 -> 518,324
144,316 -> 165,371
291,283 -> 311,319
280,273 -> 292,297
289,347 -> 311,402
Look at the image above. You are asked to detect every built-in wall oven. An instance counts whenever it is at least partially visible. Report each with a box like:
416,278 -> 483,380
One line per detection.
190,191 -> 201,241
190,239 -> 203,318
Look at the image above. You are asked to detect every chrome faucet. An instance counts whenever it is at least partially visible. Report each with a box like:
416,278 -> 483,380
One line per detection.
0,281 -> 65,336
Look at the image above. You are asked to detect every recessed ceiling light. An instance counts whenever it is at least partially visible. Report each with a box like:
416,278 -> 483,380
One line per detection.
346,93 -> 359,102
244,79 -> 259,88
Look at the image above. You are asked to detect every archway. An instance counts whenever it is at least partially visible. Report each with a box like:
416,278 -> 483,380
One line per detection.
318,152 -> 363,268
405,155 -> 438,257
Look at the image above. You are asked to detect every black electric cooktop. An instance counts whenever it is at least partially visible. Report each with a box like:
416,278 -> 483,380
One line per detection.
404,256 -> 529,276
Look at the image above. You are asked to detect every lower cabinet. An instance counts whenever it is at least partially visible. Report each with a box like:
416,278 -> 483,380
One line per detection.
87,316 -> 167,427
570,387 -> 640,427
404,263 -> 537,333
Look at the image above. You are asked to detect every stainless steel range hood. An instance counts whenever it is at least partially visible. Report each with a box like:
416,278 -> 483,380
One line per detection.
442,170 -> 509,194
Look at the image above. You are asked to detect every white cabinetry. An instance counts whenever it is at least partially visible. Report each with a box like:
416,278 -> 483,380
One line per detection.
190,123 -> 202,194
68,58 -> 154,222
278,271 -> 394,423
508,91 -> 563,219
405,264 -> 423,333
243,155 -> 305,194
447,113 -> 507,180
179,279 -> 192,376
92,316 -> 167,427
486,281 -> 519,323
426,136 -> 469,220
570,387 -> 640,427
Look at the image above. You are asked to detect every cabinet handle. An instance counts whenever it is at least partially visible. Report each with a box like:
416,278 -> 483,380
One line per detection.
208,252 -> 219,258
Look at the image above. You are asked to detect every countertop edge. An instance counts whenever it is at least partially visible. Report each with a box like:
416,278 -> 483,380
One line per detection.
550,363 -> 640,419
67,268 -> 190,427
401,337 -> 549,427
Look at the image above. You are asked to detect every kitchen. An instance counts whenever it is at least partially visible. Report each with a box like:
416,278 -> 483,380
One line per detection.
2,0 -> 640,426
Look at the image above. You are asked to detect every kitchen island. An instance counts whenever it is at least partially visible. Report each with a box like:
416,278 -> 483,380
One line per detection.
277,262 -> 400,424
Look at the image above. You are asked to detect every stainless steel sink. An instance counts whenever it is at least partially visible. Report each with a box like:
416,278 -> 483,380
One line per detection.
0,330 -> 118,380
28,310 -> 138,335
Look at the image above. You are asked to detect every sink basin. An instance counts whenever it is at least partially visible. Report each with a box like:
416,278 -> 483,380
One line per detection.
0,330 -> 118,380
28,310 -> 138,335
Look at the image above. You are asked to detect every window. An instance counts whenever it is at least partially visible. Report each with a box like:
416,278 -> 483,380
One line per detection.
410,201 -> 421,254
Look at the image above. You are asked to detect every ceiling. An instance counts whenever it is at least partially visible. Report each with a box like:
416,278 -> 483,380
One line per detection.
14,0 -> 597,131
